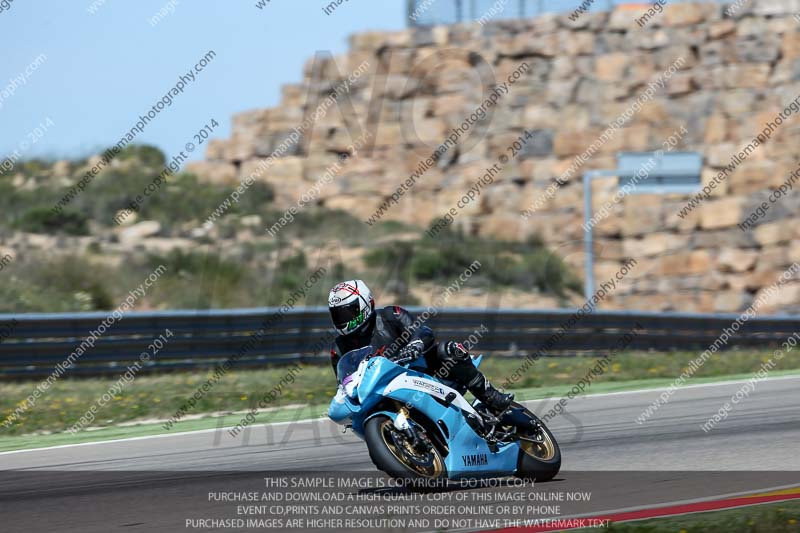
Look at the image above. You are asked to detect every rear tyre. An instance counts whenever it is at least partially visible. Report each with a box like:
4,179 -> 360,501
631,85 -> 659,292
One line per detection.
511,403 -> 561,482
364,415 -> 447,486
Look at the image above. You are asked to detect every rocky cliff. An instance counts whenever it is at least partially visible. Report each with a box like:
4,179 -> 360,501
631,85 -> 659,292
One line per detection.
189,1 -> 800,314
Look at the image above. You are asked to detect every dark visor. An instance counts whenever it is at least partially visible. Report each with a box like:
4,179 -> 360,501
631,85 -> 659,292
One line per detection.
330,300 -> 361,329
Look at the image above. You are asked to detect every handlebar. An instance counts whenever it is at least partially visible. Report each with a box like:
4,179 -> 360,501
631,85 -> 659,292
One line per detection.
390,354 -> 416,365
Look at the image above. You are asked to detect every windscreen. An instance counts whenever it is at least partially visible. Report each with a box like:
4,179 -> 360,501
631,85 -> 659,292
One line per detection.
336,346 -> 373,385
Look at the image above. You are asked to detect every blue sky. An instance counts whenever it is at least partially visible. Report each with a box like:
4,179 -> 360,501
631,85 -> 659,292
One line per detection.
0,0 -> 404,164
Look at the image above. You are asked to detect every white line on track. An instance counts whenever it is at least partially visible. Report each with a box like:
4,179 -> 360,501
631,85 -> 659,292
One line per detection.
1,374 -> 798,457
525,373 -> 800,403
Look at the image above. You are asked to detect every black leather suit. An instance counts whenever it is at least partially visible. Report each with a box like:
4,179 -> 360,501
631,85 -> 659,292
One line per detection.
330,305 -> 485,392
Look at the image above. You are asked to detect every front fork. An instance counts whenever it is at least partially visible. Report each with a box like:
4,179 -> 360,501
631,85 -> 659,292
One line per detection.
394,407 -> 431,452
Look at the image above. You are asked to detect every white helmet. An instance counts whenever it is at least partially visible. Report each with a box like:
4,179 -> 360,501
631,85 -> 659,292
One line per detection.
328,280 -> 375,335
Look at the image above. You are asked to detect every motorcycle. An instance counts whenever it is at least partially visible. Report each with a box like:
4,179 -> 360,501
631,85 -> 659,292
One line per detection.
328,345 -> 561,484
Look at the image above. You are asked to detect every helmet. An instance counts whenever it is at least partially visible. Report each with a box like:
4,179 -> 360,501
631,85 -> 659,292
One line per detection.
328,280 -> 375,335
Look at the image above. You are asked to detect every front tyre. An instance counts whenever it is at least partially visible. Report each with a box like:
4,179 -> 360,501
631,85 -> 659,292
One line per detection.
364,415 -> 446,485
511,404 -> 561,482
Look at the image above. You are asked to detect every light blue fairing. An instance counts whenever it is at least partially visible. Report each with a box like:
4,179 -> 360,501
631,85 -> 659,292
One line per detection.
328,354 -> 519,478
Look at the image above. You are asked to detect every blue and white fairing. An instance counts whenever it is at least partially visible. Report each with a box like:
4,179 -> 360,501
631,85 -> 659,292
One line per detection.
328,347 -> 519,477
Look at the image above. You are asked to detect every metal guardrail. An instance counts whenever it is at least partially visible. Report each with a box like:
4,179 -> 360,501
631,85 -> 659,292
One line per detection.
406,0 -> 733,27
0,308 -> 797,378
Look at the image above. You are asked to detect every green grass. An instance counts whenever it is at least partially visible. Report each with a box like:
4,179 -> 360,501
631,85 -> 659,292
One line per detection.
573,499 -> 800,532
0,404 -> 328,452
364,230 -> 583,299
0,145 -> 275,235
1,348 -> 799,452
477,347 -> 800,390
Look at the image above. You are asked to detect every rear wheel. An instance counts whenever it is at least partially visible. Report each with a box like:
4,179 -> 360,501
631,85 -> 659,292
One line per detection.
510,403 -> 561,481
364,415 -> 446,484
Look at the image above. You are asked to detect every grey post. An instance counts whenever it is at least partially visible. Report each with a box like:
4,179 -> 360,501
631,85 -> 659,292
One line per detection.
583,170 -> 617,300
582,151 -> 702,301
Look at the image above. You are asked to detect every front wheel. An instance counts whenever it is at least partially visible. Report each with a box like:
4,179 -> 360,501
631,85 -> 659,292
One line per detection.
364,415 -> 447,484
510,403 -> 561,482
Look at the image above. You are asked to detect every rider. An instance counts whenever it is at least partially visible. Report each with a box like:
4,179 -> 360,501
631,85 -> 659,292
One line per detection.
328,280 -> 513,415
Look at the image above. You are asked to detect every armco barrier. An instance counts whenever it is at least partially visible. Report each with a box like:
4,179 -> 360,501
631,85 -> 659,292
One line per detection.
0,307 -> 797,378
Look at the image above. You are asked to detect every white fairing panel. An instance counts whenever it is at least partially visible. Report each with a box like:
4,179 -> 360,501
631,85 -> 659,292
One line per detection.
383,374 -> 478,416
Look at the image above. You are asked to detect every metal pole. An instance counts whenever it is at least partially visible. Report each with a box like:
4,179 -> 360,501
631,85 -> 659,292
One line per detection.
456,0 -> 463,22
582,170 -> 617,301
583,172 -> 595,301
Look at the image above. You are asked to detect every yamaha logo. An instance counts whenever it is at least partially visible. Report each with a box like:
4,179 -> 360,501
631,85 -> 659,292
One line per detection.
461,453 -> 488,467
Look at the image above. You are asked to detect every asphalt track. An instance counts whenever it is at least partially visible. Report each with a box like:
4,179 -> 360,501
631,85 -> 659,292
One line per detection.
1,375 -> 799,532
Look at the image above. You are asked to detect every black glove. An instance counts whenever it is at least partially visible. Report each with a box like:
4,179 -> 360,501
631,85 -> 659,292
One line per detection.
396,339 -> 425,362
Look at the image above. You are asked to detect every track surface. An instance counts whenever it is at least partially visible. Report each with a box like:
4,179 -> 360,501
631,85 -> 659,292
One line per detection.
4,375 -> 799,472
1,376 -> 799,532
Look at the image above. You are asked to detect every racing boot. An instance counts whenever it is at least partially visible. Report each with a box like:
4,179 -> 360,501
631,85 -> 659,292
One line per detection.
466,373 -> 514,416
438,341 -> 514,416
